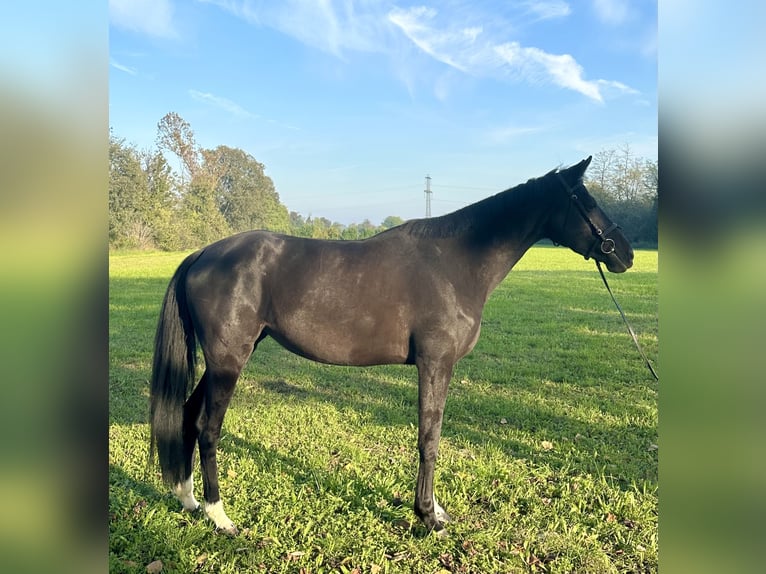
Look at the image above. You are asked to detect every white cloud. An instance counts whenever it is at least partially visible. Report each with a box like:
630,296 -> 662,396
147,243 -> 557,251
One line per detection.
494,42 -> 603,102
109,0 -> 177,38
389,7 -> 618,102
596,79 -> 640,96
189,90 -> 257,119
387,6 -> 477,72
110,59 -> 137,76
200,0 -> 389,56
202,1 -> 634,103
522,1 -> 571,21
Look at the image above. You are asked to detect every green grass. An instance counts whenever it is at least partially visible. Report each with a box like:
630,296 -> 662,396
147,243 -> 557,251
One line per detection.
109,246 -> 657,573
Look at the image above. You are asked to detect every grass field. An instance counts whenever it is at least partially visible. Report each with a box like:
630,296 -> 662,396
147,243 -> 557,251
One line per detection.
109,246 -> 657,573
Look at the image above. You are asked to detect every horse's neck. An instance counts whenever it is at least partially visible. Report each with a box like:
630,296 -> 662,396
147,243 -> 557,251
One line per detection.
471,191 -> 551,296
479,233 -> 542,295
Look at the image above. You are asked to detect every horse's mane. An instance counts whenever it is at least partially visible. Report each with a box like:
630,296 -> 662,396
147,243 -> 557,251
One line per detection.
402,168 -> 559,239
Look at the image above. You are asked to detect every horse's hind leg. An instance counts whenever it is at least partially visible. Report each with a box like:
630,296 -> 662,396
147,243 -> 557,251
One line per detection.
198,363 -> 245,535
172,372 -> 207,512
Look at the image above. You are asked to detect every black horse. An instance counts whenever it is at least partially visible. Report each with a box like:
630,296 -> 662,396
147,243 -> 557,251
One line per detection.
150,156 -> 633,535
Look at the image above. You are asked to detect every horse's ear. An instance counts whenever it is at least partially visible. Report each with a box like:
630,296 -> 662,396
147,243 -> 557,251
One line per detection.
566,155 -> 593,184
577,155 -> 592,173
558,156 -> 592,184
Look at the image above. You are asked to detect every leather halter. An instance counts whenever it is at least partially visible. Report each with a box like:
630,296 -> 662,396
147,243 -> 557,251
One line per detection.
556,173 -> 620,261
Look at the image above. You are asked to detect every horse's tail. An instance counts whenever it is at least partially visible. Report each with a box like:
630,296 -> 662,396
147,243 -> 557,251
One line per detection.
149,250 -> 203,485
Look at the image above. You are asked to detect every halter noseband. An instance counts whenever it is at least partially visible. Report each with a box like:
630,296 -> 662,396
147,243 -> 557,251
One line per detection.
556,173 -> 620,261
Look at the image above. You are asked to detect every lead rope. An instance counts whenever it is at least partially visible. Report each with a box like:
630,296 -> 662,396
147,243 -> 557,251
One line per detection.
596,260 -> 659,381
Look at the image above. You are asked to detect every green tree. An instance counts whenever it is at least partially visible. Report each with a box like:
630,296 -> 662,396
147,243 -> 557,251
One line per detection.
176,172 -> 230,247
586,146 -> 657,247
109,135 -> 141,246
139,148 -> 180,249
381,215 -> 405,229
289,211 -> 306,235
208,146 -> 290,233
109,135 -> 161,248
356,219 -> 378,239
155,113 -> 230,247
156,112 -> 200,180
111,112 -> 332,249
329,221 -> 345,239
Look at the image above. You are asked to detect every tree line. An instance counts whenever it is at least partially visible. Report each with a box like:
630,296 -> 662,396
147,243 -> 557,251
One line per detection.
109,112 -> 657,250
110,112 -> 290,250
109,112 -> 408,250
584,145 -> 658,247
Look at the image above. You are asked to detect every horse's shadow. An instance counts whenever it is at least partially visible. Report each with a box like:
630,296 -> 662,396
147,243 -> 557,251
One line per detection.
240,364 -> 655,488
219,429 -> 433,536
110,365 -> 654,554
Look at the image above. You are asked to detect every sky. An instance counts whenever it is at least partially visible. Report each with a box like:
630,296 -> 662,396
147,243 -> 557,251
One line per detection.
109,0 -> 657,225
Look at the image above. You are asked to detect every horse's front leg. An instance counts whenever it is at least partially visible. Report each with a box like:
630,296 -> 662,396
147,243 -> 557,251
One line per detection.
414,358 -> 454,534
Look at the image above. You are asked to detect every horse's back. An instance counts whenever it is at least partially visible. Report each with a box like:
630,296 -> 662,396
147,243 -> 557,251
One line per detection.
181,230 -> 415,365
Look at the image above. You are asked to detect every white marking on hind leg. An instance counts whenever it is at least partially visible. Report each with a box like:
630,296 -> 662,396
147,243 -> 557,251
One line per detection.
204,500 -> 238,535
433,493 -> 452,524
173,476 -> 199,512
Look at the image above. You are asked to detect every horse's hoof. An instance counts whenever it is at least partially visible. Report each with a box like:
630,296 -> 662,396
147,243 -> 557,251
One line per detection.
433,526 -> 449,538
436,509 -> 453,524
433,496 -> 452,524
215,524 -> 239,536
204,501 -> 237,535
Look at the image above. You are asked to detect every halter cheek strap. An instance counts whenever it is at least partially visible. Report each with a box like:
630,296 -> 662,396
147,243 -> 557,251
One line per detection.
556,173 -> 623,266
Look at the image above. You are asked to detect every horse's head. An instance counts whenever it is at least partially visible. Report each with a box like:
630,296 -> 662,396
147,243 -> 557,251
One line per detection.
547,156 -> 634,272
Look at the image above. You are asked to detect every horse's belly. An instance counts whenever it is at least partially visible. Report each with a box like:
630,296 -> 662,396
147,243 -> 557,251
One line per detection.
268,309 -> 410,366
